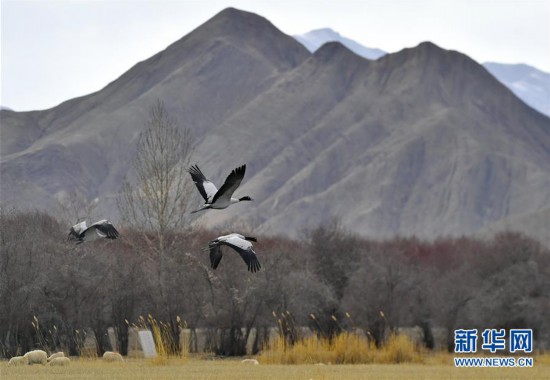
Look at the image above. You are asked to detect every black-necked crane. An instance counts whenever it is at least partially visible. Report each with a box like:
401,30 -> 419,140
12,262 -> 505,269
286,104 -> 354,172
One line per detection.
68,219 -> 119,244
205,233 -> 261,273
188,164 -> 253,213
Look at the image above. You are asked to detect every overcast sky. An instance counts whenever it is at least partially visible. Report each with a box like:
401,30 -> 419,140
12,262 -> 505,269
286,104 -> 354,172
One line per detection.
1,0 -> 549,111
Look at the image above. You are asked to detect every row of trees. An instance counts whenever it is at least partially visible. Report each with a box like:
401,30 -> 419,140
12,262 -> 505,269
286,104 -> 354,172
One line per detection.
1,208 -> 549,357
2,101 -> 549,357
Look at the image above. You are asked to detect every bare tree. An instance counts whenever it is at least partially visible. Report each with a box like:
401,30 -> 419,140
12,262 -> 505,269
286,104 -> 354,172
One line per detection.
0,208 -> 67,356
117,100 -> 194,340
56,190 -> 99,225
118,99 -> 194,233
306,218 -> 360,301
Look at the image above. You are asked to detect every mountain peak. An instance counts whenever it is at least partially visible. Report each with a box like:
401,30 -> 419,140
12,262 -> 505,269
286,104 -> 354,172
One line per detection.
211,7 -> 267,24
406,41 -> 450,59
202,7 -> 288,41
386,40 -> 475,69
314,41 -> 365,63
306,28 -> 341,38
416,41 -> 441,51
189,7 -> 309,68
216,6 -> 245,15
294,28 -> 386,60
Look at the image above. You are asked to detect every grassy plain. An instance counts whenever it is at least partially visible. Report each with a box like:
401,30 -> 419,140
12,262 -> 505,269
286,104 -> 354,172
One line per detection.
2,356 -> 549,380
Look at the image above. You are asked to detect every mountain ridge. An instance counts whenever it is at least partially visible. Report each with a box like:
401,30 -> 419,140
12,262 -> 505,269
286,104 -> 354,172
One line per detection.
294,27 -> 386,60
294,28 -> 550,118
1,7 -> 549,242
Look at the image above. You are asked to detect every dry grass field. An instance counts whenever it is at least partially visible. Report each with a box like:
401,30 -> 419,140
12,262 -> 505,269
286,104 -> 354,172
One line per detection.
1,356 -> 549,380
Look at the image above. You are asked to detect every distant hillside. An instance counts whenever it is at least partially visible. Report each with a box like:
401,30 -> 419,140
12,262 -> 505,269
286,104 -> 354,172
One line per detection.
483,62 -> 550,117
294,28 -> 386,60
294,29 -> 550,118
481,207 -> 550,247
2,8 -> 549,240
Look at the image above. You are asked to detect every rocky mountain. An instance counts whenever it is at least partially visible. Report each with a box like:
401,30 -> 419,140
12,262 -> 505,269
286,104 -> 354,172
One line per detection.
1,8 -> 549,240
294,29 -> 550,118
483,62 -> 550,117
294,28 -> 386,60
1,7 -> 309,213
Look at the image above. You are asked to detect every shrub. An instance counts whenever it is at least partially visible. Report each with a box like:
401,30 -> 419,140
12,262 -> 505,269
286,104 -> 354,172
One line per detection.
377,333 -> 423,364
259,332 -> 377,364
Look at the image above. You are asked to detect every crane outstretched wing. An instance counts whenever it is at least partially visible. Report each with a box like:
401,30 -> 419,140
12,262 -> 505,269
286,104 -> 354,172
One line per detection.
222,237 -> 261,273
188,165 -> 218,203
93,222 -> 119,239
209,244 -> 224,270
235,246 -> 261,273
211,165 -> 246,204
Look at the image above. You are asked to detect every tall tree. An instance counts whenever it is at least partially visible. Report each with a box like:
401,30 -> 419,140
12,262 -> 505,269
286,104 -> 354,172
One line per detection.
117,100 -> 194,328
119,99 -> 194,233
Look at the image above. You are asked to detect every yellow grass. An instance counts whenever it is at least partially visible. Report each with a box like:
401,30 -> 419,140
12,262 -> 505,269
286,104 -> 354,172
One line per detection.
376,333 -> 423,364
1,356 -> 549,380
135,314 -> 187,365
259,332 -> 422,364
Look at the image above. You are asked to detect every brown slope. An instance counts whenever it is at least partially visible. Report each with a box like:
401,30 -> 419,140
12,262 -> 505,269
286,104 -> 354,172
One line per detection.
194,41 -> 550,238
1,8 -> 549,240
2,8 -> 309,154
0,7 -> 310,211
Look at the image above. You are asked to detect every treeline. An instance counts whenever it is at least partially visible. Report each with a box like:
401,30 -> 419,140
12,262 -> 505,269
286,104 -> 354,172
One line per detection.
1,208 -> 549,358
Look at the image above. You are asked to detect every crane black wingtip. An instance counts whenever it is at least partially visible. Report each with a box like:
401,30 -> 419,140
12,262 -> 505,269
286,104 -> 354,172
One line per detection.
248,260 -> 261,273
188,164 -> 206,178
